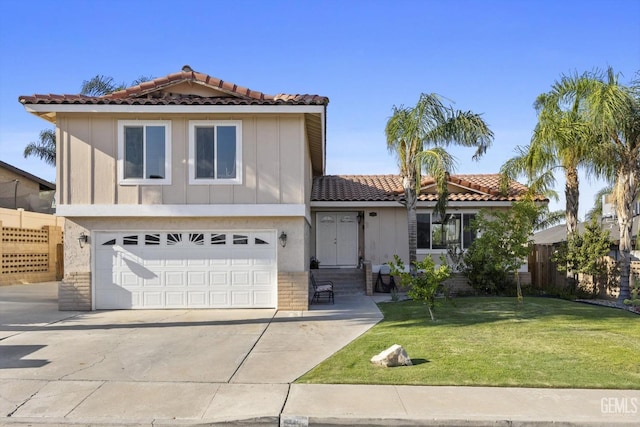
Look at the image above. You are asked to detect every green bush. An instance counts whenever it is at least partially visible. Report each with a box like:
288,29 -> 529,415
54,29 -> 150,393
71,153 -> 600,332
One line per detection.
388,254 -> 451,321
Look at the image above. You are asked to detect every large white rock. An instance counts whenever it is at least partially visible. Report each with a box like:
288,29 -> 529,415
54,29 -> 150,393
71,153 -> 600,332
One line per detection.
370,344 -> 413,367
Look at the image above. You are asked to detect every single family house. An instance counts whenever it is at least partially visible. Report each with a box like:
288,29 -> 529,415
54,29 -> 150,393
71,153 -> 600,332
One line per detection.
19,66 -> 540,311
0,160 -> 56,213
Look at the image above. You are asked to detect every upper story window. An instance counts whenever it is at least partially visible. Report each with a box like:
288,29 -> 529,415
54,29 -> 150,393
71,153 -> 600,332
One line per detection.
189,120 -> 242,185
117,120 -> 171,185
417,213 -> 477,250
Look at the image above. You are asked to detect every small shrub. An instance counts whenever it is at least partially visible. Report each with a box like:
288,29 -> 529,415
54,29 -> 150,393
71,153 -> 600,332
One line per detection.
388,254 -> 451,321
623,275 -> 640,312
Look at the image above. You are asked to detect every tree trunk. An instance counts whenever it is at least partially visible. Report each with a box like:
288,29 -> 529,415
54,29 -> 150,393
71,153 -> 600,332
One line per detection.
564,167 -> 580,235
404,176 -> 418,276
564,167 -> 580,283
616,167 -> 637,303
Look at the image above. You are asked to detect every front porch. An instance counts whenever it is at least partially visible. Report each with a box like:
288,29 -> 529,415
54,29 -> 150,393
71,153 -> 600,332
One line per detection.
309,268 -> 367,298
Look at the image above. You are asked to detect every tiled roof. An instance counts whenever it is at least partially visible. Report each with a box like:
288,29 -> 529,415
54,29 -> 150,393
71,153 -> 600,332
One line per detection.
312,174 -> 545,203
19,65 -> 329,106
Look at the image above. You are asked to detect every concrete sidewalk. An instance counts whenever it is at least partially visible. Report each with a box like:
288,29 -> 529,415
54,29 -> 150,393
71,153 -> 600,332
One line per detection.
1,283 -> 638,426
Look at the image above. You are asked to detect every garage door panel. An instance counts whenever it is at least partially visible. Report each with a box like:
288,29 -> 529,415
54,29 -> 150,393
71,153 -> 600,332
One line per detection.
165,292 -> 185,308
142,272 -> 162,287
143,292 -> 164,308
231,291 -> 251,306
210,271 -> 228,285
253,270 -> 272,286
95,231 -> 276,309
254,291 -> 272,306
187,271 -> 207,286
231,271 -> 251,286
188,292 -> 207,307
165,271 -> 185,286
210,291 -> 229,306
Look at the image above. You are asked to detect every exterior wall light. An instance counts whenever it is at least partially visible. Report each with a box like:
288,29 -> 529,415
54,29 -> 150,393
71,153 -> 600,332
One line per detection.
279,231 -> 287,247
78,232 -> 89,248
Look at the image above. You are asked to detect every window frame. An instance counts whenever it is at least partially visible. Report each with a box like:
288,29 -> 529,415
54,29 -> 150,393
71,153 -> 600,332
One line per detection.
117,120 -> 172,185
188,120 -> 243,185
417,211 -> 477,251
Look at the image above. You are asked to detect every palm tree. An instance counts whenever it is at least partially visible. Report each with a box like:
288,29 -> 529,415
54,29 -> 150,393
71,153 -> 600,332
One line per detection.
23,129 -> 56,166
501,75 -> 596,238
385,93 -> 494,273
576,68 -> 640,302
24,75 -> 153,164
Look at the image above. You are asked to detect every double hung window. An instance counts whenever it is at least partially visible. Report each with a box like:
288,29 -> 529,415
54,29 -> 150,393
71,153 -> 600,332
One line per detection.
118,121 -> 171,185
189,120 -> 242,184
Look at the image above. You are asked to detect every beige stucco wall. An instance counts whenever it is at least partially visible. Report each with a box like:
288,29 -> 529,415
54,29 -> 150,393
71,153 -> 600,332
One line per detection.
0,167 -> 41,195
363,207 -> 409,266
56,113 -> 307,206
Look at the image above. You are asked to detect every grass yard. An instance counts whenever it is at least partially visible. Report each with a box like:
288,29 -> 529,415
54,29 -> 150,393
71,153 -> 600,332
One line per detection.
297,297 -> 640,389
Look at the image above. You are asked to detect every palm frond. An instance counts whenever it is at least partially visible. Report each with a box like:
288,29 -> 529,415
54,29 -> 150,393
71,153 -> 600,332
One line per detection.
585,185 -> 614,221
80,75 -> 126,96
23,129 -> 56,166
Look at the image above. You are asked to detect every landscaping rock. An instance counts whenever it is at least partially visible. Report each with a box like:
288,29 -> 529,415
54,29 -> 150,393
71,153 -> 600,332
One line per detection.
370,344 -> 413,367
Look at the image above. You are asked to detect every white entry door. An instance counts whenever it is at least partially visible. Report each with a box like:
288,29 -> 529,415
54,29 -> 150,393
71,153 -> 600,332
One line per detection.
94,230 -> 277,309
316,212 -> 358,267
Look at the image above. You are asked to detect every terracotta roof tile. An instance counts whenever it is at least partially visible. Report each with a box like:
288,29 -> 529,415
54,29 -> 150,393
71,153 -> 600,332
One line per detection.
19,65 -> 329,107
312,174 -> 546,203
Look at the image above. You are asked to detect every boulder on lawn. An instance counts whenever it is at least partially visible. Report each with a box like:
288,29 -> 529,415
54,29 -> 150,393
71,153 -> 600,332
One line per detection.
370,344 -> 413,367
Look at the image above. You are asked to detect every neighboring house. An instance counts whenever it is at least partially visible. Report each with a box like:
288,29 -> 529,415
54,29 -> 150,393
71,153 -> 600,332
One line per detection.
0,160 -> 55,213
533,218 -> 638,256
19,66 -> 539,311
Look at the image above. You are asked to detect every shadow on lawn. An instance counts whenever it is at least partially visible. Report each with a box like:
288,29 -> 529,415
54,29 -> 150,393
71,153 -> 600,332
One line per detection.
377,296 -> 637,327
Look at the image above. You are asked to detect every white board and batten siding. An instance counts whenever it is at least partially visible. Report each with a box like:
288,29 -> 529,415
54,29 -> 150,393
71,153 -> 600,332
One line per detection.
94,230 -> 277,309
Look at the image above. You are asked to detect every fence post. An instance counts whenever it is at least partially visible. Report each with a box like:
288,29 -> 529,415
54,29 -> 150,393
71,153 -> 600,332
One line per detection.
44,225 -> 62,280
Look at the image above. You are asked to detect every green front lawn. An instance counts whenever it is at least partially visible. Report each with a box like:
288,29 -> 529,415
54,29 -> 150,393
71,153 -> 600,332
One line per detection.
297,297 -> 640,389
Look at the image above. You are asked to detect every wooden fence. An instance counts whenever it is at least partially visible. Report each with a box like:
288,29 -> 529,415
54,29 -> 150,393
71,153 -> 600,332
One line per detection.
530,244 -> 640,298
0,221 -> 63,285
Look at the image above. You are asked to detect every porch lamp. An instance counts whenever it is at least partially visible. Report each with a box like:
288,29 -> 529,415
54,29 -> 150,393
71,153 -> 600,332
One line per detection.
78,232 -> 89,248
279,231 -> 287,248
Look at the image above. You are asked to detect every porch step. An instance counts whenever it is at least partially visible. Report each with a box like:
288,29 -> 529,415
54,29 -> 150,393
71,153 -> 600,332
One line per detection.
311,268 -> 366,296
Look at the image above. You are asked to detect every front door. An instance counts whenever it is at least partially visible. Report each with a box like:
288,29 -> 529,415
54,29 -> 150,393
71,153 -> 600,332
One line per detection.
316,212 -> 358,267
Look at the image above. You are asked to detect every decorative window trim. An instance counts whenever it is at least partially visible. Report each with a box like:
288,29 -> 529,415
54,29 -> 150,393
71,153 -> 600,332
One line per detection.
117,120 -> 172,185
188,120 -> 243,185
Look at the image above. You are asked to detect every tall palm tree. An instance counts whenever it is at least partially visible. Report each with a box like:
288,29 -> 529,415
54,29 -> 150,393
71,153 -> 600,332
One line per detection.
385,93 -> 494,273
577,68 -> 640,302
501,75 -> 596,238
24,75 -> 153,164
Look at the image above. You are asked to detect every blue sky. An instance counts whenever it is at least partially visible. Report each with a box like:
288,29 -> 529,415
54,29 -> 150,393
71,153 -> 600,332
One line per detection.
1,0 -> 639,218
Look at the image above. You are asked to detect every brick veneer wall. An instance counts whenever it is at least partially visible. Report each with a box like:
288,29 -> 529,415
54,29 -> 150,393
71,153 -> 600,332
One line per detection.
59,272 -> 91,311
278,271 -> 309,310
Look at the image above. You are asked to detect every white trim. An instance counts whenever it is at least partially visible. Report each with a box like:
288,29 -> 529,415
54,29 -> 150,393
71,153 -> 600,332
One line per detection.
24,104 -> 326,114
188,120 -> 243,185
57,203 -> 307,217
117,120 -> 172,185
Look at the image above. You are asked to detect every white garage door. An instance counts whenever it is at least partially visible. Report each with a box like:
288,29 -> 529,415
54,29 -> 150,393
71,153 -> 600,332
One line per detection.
94,231 -> 277,309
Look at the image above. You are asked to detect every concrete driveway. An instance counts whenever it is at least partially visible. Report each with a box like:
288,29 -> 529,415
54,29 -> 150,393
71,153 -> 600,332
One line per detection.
0,281 -> 384,424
